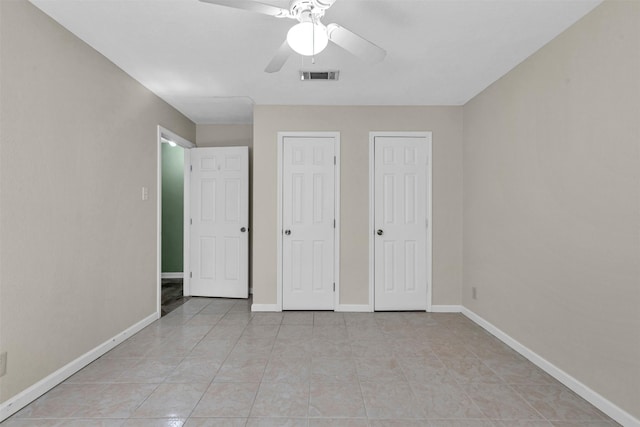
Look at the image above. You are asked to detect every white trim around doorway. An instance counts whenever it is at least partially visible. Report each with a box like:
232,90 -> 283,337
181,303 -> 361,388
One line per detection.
182,148 -> 191,297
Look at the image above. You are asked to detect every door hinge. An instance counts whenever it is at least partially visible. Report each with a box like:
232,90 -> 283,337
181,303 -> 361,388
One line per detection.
190,218 -> 193,225
190,164 -> 193,172
426,218 -> 429,228
190,272 -> 193,278
333,283 -> 335,292
333,219 -> 336,228
334,156 -> 336,165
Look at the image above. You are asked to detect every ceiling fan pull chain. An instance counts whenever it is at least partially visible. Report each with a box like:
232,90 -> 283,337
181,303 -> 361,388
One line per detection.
312,14 -> 316,63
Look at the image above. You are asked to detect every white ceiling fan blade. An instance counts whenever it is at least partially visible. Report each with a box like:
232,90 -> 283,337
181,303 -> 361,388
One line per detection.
265,40 -> 293,73
314,0 -> 338,9
199,0 -> 290,18
327,23 -> 386,63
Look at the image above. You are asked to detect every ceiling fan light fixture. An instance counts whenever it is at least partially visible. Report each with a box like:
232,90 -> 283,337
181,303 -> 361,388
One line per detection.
287,21 -> 328,56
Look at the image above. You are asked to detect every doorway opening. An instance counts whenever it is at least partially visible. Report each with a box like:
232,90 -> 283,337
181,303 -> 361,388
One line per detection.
157,126 -> 195,317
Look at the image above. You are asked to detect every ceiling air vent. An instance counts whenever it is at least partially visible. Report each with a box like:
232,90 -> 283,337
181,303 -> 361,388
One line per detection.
300,71 -> 340,81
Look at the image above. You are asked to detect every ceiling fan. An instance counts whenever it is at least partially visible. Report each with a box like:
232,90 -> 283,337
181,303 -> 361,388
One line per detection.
199,0 -> 387,73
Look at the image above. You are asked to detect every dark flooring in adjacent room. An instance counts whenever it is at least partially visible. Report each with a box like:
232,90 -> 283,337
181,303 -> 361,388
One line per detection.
161,278 -> 190,317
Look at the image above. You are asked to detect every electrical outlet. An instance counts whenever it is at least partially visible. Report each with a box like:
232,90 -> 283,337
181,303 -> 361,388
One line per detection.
141,186 -> 148,201
472,287 -> 477,300
0,352 -> 7,377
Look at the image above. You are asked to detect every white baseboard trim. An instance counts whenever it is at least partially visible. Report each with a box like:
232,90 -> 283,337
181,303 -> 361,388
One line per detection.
335,304 -> 373,312
0,312 -> 159,423
251,304 -> 281,312
461,307 -> 639,427
161,272 -> 183,279
430,304 -> 462,313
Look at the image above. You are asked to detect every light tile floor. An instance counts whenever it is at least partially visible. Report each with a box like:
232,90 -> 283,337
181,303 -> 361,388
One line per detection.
3,297 -> 620,427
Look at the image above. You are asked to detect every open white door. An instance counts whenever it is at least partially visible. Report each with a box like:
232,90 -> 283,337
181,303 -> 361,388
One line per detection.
281,135 -> 338,310
373,134 -> 431,311
189,147 -> 248,298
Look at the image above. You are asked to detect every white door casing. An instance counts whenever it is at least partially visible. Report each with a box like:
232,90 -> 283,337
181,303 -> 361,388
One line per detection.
371,133 -> 432,311
279,133 -> 340,311
189,147 -> 248,298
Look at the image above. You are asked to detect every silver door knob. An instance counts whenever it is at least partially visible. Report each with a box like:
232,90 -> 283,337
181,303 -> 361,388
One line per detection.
240,227 -> 247,232
284,229 -> 291,235
376,229 -> 384,236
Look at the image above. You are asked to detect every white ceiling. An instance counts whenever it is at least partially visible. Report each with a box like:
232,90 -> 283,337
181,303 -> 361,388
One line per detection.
30,0 -> 602,124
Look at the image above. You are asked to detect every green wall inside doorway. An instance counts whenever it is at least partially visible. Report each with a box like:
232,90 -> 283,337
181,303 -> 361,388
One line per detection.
162,143 -> 184,273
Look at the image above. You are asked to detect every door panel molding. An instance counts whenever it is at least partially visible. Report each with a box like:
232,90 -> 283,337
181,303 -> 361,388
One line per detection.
275,132 -> 340,312
369,132 -> 432,312
188,146 -> 249,298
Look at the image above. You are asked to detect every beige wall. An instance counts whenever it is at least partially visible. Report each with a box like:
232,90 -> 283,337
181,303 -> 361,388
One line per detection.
196,124 -> 253,148
463,0 -> 640,419
253,106 -> 463,306
0,0 -> 195,403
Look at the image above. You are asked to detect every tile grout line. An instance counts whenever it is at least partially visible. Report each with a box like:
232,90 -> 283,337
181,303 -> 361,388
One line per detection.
176,299 -> 246,425
245,312 -> 282,422
125,300 -> 219,420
